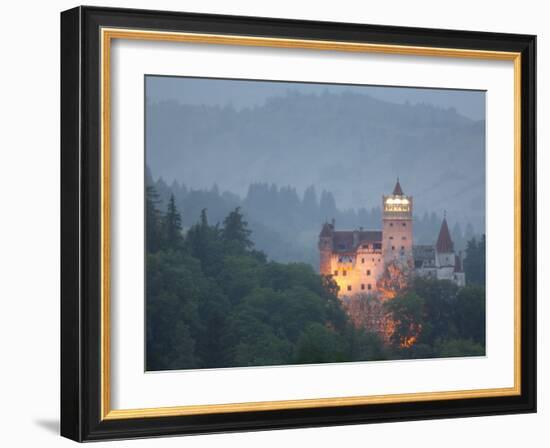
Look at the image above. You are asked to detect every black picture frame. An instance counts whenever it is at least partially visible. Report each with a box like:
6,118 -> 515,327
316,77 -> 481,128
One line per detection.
61,5 -> 536,442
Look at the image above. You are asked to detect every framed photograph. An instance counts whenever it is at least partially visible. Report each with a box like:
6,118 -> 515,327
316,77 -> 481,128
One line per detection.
60,6 -> 536,442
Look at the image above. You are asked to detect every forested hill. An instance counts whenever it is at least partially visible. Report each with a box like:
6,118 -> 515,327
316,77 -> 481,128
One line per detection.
148,170 -> 480,268
146,90 -> 486,230
145,189 -> 486,371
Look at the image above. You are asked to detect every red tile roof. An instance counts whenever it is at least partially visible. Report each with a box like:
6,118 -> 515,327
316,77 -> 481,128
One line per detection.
436,217 -> 454,253
333,230 -> 382,252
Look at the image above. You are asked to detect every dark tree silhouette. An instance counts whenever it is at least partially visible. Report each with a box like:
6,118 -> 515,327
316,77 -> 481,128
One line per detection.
145,189 -> 487,371
464,235 -> 486,286
146,185 -> 163,253
163,193 -> 183,249
222,207 -> 253,252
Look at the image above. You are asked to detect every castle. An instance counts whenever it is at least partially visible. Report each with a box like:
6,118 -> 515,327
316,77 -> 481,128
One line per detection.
318,179 -> 465,299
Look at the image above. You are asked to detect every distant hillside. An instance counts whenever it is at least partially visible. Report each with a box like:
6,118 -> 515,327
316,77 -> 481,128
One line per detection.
146,90 -> 486,232
149,171 -> 480,269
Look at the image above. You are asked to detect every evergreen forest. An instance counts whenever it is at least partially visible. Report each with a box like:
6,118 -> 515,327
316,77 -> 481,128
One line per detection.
148,169 -> 483,269
146,186 -> 486,371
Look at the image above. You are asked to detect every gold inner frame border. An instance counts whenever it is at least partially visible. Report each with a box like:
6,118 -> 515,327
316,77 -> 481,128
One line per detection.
100,27 -> 522,420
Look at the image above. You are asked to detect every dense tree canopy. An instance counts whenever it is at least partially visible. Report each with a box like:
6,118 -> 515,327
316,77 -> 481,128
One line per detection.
146,186 -> 385,370
146,185 -> 486,371
384,277 -> 485,358
464,235 -> 486,286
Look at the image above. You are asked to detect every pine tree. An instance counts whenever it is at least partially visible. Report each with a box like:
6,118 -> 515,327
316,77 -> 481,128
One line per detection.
200,208 -> 208,228
319,190 -> 337,220
146,185 -> 163,253
464,222 -> 475,242
155,176 -> 170,208
463,234 -> 486,286
185,208 -> 224,276
302,185 -> 318,222
451,221 -> 464,251
163,193 -> 183,249
187,208 -> 208,260
221,207 -> 253,252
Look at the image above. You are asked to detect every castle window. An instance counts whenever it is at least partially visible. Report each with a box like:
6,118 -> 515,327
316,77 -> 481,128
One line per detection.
390,222 -> 394,227
402,222 -> 406,227
368,284 -> 372,290
347,285 -> 352,291
334,270 -> 338,276
361,284 -> 365,290
361,258 -> 365,263
402,236 -> 407,240
343,270 -> 347,276
367,269 -> 371,276
389,236 -> 394,240
401,246 -> 405,250
392,246 -> 395,251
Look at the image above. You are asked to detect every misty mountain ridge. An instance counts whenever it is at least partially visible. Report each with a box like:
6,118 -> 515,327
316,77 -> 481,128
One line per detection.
149,171 -> 481,269
146,89 -> 486,232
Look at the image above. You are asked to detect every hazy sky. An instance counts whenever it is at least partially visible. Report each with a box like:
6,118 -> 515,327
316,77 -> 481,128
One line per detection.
146,76 -> 486,121
145,76 -> 486,230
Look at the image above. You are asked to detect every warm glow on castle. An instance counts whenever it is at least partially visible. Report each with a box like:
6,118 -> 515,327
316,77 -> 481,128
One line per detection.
318,179 -> 465,300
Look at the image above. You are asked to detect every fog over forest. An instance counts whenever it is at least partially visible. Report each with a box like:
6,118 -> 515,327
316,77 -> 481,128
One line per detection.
146,77 -> 486,266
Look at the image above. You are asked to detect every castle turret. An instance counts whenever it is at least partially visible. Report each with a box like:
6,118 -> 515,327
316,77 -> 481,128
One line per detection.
319,220 -> 334,275
382,178 -> 413,265
435,214 -> 455,267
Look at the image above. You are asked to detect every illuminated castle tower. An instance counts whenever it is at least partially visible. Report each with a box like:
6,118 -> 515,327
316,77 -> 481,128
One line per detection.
318,178 -> 466,338
318,219 -> 334,275
318,179 -> 413,298
382,179 -> 413,267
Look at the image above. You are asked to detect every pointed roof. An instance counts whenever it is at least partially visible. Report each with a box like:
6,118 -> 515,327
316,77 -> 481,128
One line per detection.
436,216 -> 454,253
393,178 -> 404,196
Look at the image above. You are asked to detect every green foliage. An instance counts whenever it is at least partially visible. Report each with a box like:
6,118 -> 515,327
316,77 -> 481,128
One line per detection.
221,207 -> 253,253
145,189 -> 486,370
384,292 -> 425,347
224,287 -> 331,366
146,250 -> 203,370
434,339 -> 485,357
295,323 -> 347,364
216,254 -> 264,304
232,331 -> 294,367
413,277 -> 459,346
185,208 -> 224,276
146,199 -> 389,370
455,286 -> 486,345
145,186 -> 163,253
384,277 -> 486,359
464,234 -> 486,286
163,193 -> 184,249
194,282 -> 230,368
347,328 -> 386,362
